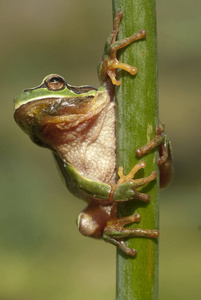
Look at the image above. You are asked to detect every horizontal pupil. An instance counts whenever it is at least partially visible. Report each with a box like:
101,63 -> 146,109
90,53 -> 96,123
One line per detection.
50,77 -> 60,83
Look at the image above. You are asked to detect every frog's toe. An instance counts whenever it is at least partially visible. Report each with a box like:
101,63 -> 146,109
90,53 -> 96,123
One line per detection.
116,240 -> 137,256
133,190 -> 150,203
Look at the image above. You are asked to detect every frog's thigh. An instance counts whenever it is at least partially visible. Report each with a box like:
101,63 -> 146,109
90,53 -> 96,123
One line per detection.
77,204 -> 111,238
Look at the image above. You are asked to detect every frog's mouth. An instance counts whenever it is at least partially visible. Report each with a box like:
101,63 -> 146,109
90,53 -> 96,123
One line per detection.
14,96 -> 94,145
14,93 -> 106,149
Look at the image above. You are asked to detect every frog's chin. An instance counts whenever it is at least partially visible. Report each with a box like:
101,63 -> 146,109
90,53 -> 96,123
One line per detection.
14,96 -> 96,151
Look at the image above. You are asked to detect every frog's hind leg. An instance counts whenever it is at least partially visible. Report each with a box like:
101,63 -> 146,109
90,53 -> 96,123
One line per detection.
77,203 -> 111,239
112,161 -> 158,203
103,214 -> 159,256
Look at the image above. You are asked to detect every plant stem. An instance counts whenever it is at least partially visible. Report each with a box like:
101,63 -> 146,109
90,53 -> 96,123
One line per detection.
113,0 -> 159,299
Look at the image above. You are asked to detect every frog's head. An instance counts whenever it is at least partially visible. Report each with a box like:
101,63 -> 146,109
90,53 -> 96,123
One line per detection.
14,74 -> 99,148
14,74 -> 98,110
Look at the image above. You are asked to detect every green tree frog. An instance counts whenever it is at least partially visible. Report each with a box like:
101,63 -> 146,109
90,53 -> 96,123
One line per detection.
14,12 -> 172,256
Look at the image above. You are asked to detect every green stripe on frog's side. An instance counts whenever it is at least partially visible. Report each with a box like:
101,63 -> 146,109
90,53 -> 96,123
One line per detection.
54,153 -> 112,202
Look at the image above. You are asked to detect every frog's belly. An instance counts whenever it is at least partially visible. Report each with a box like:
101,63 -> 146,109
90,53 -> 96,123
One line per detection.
57,101 -> 116,185
84,104 -> 116,184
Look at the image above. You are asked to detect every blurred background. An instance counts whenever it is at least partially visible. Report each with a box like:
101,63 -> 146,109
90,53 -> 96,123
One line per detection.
1,0 -> 201,299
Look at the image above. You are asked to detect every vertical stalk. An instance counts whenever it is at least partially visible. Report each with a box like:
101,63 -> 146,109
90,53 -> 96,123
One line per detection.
113,0 -> 159,299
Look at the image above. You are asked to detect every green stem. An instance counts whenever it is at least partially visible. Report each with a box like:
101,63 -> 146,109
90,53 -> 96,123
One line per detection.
113,0 -> 159,299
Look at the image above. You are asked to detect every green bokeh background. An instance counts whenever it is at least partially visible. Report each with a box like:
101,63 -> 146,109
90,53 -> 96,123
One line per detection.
1,1 -> 201,299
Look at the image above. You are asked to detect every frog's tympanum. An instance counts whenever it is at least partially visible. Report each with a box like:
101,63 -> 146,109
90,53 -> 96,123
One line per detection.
14,12 -> 172,256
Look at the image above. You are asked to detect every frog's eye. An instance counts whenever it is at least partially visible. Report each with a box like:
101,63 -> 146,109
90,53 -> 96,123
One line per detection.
45,75 -> 66,91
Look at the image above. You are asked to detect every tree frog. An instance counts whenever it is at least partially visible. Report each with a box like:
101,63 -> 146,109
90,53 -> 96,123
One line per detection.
14,11 -> 172,256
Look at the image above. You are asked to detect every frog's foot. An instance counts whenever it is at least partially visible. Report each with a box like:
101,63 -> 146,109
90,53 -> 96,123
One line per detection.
99,11 -> 146,85
136,124 -> 168,164
136,124 -> 173,188
103,215 -> 159,256
113,161 -> 158,203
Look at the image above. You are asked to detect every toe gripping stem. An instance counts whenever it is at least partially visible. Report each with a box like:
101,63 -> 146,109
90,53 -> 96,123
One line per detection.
136,124 -> 169,164
136,124 -> 173,188
103,213 -> 159,256
103,125 -> 172,255
103,161 -> 159,256
99,11 -> 146,86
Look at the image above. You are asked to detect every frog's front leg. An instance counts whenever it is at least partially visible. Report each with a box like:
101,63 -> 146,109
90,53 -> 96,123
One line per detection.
136,124 -> 173,188
99,11 -> 146,86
